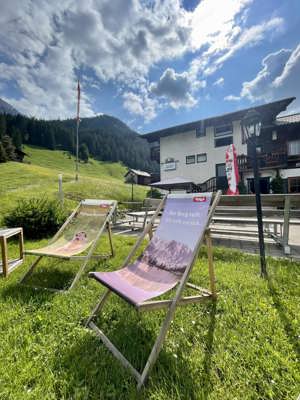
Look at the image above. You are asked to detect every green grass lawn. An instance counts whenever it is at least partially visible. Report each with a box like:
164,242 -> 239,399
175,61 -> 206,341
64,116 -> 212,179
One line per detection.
0,146 -> 148,221
0,236 -> 299,400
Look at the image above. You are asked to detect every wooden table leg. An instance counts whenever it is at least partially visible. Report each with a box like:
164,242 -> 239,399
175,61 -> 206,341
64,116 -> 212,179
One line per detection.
1,237 -> 8,278
19,229 -> 24,261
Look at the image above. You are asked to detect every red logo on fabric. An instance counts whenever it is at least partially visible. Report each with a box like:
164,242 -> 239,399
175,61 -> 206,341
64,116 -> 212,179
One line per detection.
193,196 -> 206,202
100,204 -> 109,208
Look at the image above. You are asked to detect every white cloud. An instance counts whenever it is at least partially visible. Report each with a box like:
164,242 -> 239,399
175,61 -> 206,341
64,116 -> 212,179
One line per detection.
224,95 -> 241,101
240,44 -> 300,111
0,0 -> 190,119
213,77 -> 224,87
149,68 -> 205,109
0,0 -> 288,121
213,18 -> 284,67
122,91 -> 157,122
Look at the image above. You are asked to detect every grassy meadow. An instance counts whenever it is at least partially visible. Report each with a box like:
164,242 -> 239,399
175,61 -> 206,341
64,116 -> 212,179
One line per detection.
0,147 -> 299,399
0,145 -> 148,221
0,238 -> 299,399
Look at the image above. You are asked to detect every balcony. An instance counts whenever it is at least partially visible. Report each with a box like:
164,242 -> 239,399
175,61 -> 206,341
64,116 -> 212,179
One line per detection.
238,151 -> 288,172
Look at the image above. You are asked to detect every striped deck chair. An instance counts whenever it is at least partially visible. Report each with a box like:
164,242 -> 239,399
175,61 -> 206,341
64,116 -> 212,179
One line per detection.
21,199 -> 117,291
86,191 -> 221,388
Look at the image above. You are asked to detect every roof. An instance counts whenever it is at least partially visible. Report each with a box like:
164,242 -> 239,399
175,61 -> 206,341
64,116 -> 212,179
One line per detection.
143,97 -> 295,142
150,177 -> 194,190
125,168 -> 151,177
276,113 -> 300,125
15,148 -> 28,156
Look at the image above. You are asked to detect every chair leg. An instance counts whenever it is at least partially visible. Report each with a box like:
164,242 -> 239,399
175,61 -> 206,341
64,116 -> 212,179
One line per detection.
20,256 -> 43,283
137,304 -> 176,389
85,289 -> 111,327
206,230 -> 216,298
107,223 -> 114,257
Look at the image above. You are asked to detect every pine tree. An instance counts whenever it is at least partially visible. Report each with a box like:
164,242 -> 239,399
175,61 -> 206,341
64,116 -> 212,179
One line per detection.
79,143 -> 89,163
2,135 -> 16,160
0,142 -> 7,162
0,115 -> 6,139
11,127 -> 22,150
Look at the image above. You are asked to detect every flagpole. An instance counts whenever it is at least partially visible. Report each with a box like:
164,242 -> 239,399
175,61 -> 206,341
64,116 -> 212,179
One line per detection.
75,79 -> 80,181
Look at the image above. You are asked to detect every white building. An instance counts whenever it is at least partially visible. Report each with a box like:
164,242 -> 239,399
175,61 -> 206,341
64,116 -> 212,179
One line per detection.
144,97 -> 300,193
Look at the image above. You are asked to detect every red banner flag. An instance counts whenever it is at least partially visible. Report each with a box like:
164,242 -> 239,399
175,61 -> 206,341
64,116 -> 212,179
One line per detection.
225,144 -> 240,195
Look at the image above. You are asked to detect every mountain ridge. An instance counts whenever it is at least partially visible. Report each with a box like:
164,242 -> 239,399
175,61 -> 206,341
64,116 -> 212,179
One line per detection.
0,98 -> 19,116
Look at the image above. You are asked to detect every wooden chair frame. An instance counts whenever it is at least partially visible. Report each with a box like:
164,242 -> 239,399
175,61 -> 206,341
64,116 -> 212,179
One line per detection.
20,200 -> 117,292
86,191 -> 222,389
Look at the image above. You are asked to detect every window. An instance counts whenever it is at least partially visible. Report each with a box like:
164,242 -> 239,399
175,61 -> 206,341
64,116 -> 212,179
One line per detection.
214,123 -> 233,147
215,136 -> 233,147
288,140 -> 300,156
288,177 -> 300,193
272,130 -> 278,141
197,153 -> 207,163
186,155 -> 195,164
196,121 -> 206,137
216,163 -> 226,177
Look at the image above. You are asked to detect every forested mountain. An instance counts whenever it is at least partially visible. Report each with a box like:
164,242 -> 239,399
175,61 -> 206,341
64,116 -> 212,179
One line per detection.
0,110 -> 157,172
0,99 -> 19,116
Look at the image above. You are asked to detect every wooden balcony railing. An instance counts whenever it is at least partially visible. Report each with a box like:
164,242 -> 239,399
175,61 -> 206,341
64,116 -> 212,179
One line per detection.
238,151 -> 288,171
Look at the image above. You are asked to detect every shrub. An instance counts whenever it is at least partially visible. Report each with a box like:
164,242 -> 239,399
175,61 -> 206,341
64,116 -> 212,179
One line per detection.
238,180 -> 247,194
271,175 -> 284,194
4,198 -> 67,239
146,188 -> 162,199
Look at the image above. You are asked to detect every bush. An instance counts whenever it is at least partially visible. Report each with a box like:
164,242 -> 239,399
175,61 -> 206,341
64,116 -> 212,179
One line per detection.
4,198 -> 67,239
238,180 -> 247,194
146,188 -> 162,199
271,175 -> 284,193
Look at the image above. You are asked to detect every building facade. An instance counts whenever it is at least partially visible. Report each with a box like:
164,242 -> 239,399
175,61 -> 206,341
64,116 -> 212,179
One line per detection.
143,97 -> 300,193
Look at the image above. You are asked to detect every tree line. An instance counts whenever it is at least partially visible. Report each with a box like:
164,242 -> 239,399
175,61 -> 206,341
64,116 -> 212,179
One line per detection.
0,113 -> 158,173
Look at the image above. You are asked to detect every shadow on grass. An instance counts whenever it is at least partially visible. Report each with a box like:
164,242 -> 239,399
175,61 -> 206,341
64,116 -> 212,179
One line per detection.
57,299 -> 217,399
267,277 -> 300,358
1,282 -> 55,305
198,300 -> 217,399
25,267 -> 75,291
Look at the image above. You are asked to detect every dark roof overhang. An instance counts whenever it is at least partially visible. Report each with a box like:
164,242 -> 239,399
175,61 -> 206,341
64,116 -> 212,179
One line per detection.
143,97 -> 295,142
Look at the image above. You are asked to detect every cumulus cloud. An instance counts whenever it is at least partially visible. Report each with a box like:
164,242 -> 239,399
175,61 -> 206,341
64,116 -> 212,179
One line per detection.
0,0 -> 190,118
0,0 -> 289,121
149,68 -> 205,109
122,91 -> 157,122
240,44 -> 300,110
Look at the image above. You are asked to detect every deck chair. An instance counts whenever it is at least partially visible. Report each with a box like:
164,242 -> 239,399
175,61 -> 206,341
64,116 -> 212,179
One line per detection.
86,191 -> 221,389
21,199 -> 117,291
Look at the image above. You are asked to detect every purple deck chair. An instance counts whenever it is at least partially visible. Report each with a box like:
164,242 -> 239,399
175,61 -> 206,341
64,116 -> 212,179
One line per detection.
86,191 -> 221,389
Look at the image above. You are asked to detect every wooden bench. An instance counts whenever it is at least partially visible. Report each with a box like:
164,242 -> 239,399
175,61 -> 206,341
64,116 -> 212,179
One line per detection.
213,194 -> 300,254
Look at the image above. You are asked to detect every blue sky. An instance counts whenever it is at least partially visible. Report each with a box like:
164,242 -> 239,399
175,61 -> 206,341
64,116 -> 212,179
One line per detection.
0,0 -> 299,134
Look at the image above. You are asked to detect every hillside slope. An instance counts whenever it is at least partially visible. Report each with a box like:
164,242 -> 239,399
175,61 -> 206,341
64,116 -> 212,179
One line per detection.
0,98 -> 19,115
0,146 -> 147,220
2,113 -> 158,172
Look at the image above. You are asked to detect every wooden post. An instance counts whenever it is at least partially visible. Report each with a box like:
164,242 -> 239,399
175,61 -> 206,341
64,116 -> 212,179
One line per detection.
0,237 -> 8,277
58,174 -> 64,204
206,229 -> 216,298
283,195 -> 291,254
107,222 -> 114,257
